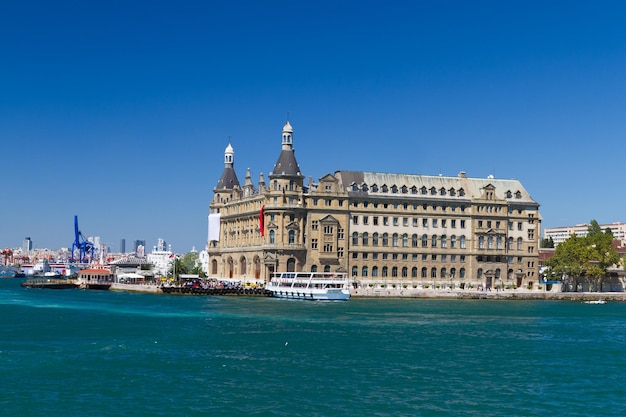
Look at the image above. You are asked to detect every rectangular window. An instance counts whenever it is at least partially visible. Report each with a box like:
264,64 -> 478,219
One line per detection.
353,216 -> 359,225
382,253 -> 389,260
460,220 -> 466,228
311,239 -> 318,250
393,217 -> 399,226
337,228 -> 344,239
432,219 -> 438,228
422,254 -> 428,261
363,216 -> 369,225
323,243 -> 333,252
311,220 -> 319,231
383,217 -> 389,226
403,217 -> 408,227
422,219 -> 428,227
413,218 -> 418,227
373,217 -> 379,226
441,219 -> 447,228
451,219 -> 456,228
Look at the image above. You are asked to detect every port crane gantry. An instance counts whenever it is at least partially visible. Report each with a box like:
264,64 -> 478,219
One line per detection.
70,215 -> 94,263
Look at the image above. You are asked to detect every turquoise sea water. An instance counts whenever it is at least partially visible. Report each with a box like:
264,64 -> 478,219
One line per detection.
1,279 -> 625,417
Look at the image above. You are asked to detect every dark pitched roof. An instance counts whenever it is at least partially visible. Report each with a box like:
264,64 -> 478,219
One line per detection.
272,150 -> 302,177
215,166 -> 240,190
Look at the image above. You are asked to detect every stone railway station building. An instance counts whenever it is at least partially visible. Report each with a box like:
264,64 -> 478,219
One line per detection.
208,121 -> 541,290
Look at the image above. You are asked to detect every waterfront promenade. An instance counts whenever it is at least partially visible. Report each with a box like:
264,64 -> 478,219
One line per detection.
351,285 -> 626,301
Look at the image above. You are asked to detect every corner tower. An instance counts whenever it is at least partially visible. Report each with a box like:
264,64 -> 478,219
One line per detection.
269,121 -> 304,189
213,143 -> 240,205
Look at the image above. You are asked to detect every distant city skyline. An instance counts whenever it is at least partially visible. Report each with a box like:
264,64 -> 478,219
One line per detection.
2,1 -> 625,251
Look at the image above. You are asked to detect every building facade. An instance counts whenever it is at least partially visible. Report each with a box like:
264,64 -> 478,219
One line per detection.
208,122 -> 542,290
544,222 -> 626,245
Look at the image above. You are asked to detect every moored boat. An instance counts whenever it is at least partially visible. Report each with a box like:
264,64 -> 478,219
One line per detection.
266,272 -> 351,300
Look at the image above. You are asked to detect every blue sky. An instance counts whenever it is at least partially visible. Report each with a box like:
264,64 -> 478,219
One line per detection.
1,0 -> 625,253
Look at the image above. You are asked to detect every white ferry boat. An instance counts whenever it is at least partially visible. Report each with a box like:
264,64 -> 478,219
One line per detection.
266,272 -> 351,301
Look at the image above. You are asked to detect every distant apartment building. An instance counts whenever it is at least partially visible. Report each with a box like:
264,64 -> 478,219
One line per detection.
120,238 -> 126,254
544,222 -> 626,245
23,237 -> 32,253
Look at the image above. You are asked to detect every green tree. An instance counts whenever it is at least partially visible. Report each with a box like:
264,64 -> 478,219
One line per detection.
167,252 -> 206,280
541,237 -> 555,248
547,220 -> 619,292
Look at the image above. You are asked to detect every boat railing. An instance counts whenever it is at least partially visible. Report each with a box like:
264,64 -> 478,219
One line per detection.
271,272 -> 348,281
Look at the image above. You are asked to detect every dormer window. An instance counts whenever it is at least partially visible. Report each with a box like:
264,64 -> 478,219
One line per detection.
411,186 -> 417,194
449,188 -> 456,196
459,188 -> 465,196
391,185 -> 398,193
381,184 -> 388,193
351,183 -> 358,191
421,186 -> 427,195
430,187 -> 437,195
361,184 -> 368,192
515,191 -> 522,199
401,185 -> 408,194
371,184 -> 378,192
439,187 -> 446,196
506,190 -> 512,198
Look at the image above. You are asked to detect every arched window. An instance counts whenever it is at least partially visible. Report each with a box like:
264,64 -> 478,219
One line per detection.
421,267 -> 428,278
411,267 -> 418,278
392,267 -> 398,277
311,265 -> 318,272
422,234 -> 428,247
402,233 -> 408,247
451,235 -> 456,248
431,235 -> 437,247
324,265 -> 331,273
460,235 -> 466,249
382,266 -> 388,277
352,266 -> 358,277
269,230 -> 275,244
496,236 -> 502,249
352,232 -> 359,245
362,232 -> 369,246
487,236 -> 493,249
460,268 -> 466,279
402,267 -> 408,278
372,233 -> 379,246
440,268 -> 446,278
412,234 -> 418,247
392,233 -> 399,247
477,268 -> 483,279
450,268 -> 456,278
362,266 -> 368,277
517,237 -> 523,250
431,267 -> 437,278
441,235 -> 447,248
372,266 -> 379,277
478,236 -> 485,249
508,237 -> 514,250
382,233 -> 389,246
288,230 -> 295,244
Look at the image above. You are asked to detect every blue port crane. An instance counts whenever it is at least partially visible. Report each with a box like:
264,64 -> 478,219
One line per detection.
70,215 -> 95,263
